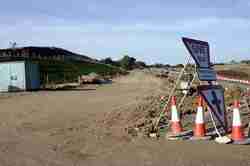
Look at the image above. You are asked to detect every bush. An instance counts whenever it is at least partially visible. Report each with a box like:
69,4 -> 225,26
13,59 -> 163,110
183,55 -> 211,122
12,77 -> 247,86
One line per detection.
119,55 -> 136,70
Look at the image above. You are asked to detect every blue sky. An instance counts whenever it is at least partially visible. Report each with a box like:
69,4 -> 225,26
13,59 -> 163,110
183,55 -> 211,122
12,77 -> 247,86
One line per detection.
0,0 -> 250,64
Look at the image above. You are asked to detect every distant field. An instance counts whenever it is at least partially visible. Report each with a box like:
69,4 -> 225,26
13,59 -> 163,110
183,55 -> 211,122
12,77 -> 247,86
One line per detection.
215,63 -> 250,72
215,63 -> 250,80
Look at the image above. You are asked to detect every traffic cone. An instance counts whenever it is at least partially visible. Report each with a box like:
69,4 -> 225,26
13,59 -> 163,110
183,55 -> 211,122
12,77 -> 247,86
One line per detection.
170,96 -> 183,134
231,100 -> 245,141
193,96 -> 206,137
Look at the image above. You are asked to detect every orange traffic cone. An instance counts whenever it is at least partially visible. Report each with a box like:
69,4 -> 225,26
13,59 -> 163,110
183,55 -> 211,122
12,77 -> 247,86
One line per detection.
193,96 -> 206,137
231,100 -> 245,141
170,96 -> 183,134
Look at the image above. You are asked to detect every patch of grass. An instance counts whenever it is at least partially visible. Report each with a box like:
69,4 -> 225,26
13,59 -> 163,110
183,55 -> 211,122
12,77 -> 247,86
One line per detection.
33,60 -> 122,85
74,62 -> 121,76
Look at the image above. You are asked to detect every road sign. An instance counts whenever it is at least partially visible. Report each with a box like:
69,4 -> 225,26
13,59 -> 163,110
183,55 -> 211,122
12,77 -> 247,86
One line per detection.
182,37 -> 210,68
182,37 -> 217,81
198,85 -> 228,131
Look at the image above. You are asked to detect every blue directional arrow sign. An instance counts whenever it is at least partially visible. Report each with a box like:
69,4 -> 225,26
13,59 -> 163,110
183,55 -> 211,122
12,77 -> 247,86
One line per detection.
211,90 -> 223,115
198,85 -> 228,131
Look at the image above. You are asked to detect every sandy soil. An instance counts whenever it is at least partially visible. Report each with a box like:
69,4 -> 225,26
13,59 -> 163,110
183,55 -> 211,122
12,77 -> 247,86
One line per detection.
0,71 -> 249,166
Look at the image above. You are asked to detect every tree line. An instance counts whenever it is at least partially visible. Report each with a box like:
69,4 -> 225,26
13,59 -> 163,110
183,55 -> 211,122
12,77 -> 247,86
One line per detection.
100,55 -> 184,70
100,55 -> 145,70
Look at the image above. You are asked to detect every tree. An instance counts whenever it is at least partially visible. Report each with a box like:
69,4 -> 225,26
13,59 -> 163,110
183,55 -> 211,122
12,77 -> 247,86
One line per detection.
100,57 -> 120,67
119,55 -> 136,70
100,57 -> 113,65
241,60 -> 250,64
135,61 -> 147,69
164,64 -> 171,68
152,63 -> 164,68
230,60 -> 238,64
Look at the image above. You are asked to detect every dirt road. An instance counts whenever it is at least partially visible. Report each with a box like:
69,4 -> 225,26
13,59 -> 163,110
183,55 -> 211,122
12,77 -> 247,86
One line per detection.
0,71 -> 249,166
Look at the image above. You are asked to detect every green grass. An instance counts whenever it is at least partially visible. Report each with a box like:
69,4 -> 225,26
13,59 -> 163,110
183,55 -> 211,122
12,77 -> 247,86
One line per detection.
33,60 -> 122,84
74,62 -> 120,75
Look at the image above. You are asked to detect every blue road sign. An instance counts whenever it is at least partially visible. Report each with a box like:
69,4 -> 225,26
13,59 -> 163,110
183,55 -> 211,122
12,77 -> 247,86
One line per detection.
198,85 -> 228,131
182,37 -> 217,81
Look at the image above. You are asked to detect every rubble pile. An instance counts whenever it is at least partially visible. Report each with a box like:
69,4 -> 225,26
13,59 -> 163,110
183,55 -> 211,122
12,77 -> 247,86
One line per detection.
102,91 -> 200,138
102,95 -> 165,137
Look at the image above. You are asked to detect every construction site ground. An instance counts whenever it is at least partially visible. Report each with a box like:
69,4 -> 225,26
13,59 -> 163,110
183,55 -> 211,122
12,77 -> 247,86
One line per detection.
0,70 -> 250,166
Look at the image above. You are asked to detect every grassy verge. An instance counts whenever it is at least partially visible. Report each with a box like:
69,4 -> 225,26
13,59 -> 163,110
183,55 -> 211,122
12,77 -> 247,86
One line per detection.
34,60 -> 122,85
